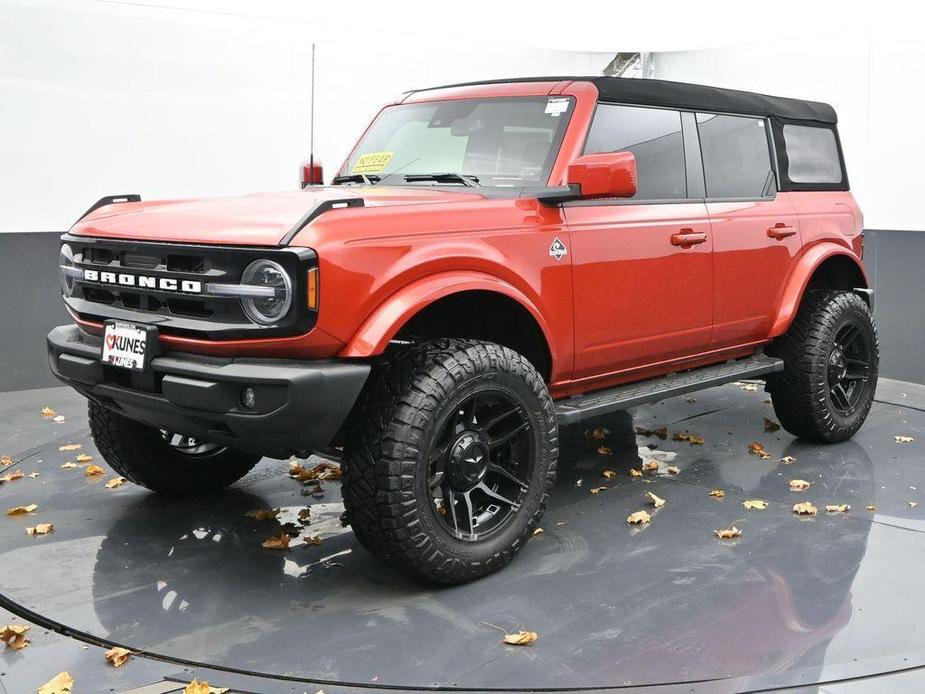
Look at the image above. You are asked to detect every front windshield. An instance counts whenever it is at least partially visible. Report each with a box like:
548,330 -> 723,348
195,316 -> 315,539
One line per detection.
339,96 -> 574,187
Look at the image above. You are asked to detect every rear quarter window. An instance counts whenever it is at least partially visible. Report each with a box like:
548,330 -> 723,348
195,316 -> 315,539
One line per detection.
782,124 -> 843,184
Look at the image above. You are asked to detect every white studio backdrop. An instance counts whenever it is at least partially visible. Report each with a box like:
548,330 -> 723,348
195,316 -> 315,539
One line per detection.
0,0 -> 610,233
1,0 -> 923,233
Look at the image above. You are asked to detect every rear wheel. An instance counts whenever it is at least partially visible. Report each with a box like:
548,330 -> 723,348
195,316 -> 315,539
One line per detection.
342,339 -> 558,584
768,290 -> 879,443
88,401 -> 261,495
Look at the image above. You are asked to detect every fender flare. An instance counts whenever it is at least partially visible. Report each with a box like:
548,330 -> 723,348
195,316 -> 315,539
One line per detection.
338,271 -> 557,367
769,244 -> 869,338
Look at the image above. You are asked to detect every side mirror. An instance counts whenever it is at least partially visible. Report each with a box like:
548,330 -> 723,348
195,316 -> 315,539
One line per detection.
567,151 -> 637,199
300,158 -> 324,188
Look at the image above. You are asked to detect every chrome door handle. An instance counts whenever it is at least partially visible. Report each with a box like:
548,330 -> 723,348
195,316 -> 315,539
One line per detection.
670,229 -> 707,247
767,223 -> 797,240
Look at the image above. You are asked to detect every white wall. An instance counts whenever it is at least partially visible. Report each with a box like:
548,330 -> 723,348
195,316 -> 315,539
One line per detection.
651,30 -> 925,232
0,0 -> 610,233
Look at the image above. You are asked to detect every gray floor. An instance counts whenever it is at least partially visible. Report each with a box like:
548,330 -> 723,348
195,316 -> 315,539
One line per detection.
2,382 -> 925,692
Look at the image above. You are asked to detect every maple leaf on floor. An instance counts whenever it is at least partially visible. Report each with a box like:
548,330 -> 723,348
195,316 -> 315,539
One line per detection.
105,477 -> 126,489
26,523 -> 54,536
75,454 -> 92,463
895,435 -> 915,443
743,499 -> 768,510
589,486 -> 607,495
184,680 -> 229,694
793,501 -> 818,516
748,442 -> 771,459
709,489 -> 725,498
826,504 -> 851,513
629,469 -> 643,478
602,470 -> 617,479
780,455 -> 797,464
715,526 -> 742,539
502,630 -> 538,645
245,508 -> 281,521
666,465 -> 680,475
641,460 -> 659,473
0,455 -> 12,467
41,406 -> 56,417
645,491 -> 665,508
37,671 -> 74,694
764,418 -> 781,432
6,504 -> 38,516
596,445 -> 612,456
586,427 -> 608,440
104,646 -> 133,668
84,464 -> 105,477
58,444 -> 81,452
626,510 -> 651,525
0,624 -> 30,651
261,532 -> 291,550
789,479 -> 811,491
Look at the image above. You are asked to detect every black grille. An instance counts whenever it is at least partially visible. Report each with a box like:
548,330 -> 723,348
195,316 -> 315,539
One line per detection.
62,234 -> 316,339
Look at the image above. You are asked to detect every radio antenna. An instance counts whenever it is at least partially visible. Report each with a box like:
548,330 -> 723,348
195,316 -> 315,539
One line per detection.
309,42 -> 316,183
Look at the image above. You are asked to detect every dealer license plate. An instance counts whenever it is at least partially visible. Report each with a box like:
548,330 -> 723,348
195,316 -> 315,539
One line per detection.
101,321 -> 157,371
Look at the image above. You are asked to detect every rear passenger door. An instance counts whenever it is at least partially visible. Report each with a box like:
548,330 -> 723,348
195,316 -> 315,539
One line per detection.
565,104 -> 713,383
696,113 -> 802,350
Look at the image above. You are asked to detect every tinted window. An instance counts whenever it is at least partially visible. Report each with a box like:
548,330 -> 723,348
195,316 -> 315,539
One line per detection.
783,124 -> 842,183
584,104 -> 686,200
696,113 -> 773,198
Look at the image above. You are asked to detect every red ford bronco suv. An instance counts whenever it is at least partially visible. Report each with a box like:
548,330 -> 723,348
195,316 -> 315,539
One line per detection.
48,77 -> 878,583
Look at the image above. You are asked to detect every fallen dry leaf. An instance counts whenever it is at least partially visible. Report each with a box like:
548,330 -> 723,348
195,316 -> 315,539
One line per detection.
688,434 -> 704,445
645,491 -> 665,508
0,624 -> 30,650
743,499 -> 769,510
532,527 -> 543,536
183,680 -> 228,694
60,462 -> 78,469
789,479 -> 812,491
28,472 -> 39,479
910,501 -> 919,509
738,382 -> 760,392
780,455 -> 797,464
895,435 -> 915,443
26,523 -> 54,536
41,406 -> 56,417
304,535 -> 323,546
666,465 -> 680,475
826,504 -> 851,513
627,510 -> 651,525
0,455 -> 11,467
636,426 -> 668,439
245,508 -> 281,521
587,427 -> 608,440
641,460 -> 659,473
629,469 -> 643,478
764,418 -> 781,432
297,508 -> 312,522
37,671 -> 73,694
715,526 -> 742,539
6,504 -> 38,516
75,453 -> 92,463
52,415 -> 66,423
84,464 -> 105,476
602,470 -> 617,480
290,461 -> 342,482
0,470 -> 23,483
502,630 -> 538,646
261,533 -> 291,550
793,501 -> 818,516
58,444 -> 81,452
866,505 -> 877,511
104,646 -> 133,668
748,442 -> 771,459
589,486 -> 607,495
671,431 -> 704,444
709,489 -> 726,498
105,477 -> 126,489
596,445 -> 612,456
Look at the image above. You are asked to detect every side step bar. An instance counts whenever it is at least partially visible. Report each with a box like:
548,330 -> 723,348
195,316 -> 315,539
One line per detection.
555,353 -> 784,425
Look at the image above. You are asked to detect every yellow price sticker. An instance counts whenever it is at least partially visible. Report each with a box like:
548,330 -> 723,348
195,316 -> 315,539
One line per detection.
352,151 -> 394,175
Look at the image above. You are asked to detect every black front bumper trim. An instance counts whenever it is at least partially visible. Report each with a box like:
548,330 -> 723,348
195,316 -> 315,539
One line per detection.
47,324 -> 369,459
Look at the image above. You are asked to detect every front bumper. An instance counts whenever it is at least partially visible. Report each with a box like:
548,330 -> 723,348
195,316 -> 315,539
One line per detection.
47,324 -> 370,458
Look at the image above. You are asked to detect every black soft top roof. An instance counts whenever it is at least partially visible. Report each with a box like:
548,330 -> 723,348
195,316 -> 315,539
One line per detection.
412,76 -> 837,124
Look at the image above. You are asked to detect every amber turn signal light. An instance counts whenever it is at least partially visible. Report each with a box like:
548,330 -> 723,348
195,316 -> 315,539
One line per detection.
307,267 -> 319,310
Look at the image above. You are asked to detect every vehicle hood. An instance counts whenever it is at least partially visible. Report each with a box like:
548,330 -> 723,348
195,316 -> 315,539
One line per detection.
71,186 -> 485,246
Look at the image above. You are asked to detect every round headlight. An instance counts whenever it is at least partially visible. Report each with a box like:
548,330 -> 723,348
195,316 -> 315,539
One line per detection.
59,243 -> 76,297
240,259 -> 292,325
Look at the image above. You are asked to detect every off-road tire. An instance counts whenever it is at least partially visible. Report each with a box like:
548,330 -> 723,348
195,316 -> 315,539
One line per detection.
88,401 -> 261,495
342,338 -> 558,584
768,290 -> 878,443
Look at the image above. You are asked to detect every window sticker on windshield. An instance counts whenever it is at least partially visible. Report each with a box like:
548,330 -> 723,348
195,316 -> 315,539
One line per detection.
545,98 -> 570,117
352,151 -> 394,175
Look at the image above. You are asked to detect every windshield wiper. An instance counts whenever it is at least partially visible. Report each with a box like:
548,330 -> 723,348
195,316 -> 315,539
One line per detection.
331,173 -> 380,185
403,173 -> 480,187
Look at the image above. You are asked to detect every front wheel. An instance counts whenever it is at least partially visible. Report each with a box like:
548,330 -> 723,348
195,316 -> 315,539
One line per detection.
342,339 -> 558,584
768,290 -> 879,443
88,402 -> 262,495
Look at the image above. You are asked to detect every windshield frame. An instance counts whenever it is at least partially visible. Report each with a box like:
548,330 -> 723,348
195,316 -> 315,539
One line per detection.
335,95 -> 577,188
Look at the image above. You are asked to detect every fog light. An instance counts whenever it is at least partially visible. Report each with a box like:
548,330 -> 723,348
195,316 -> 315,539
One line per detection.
241,386 -> 257,410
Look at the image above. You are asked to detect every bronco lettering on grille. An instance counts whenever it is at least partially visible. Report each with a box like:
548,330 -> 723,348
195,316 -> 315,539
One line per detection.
83,269 -> 202,294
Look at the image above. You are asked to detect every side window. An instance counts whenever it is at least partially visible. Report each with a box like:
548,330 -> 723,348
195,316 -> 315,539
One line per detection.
584,104 -> 686,200
696,113 -> 773,198
782,124 -> 843,183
